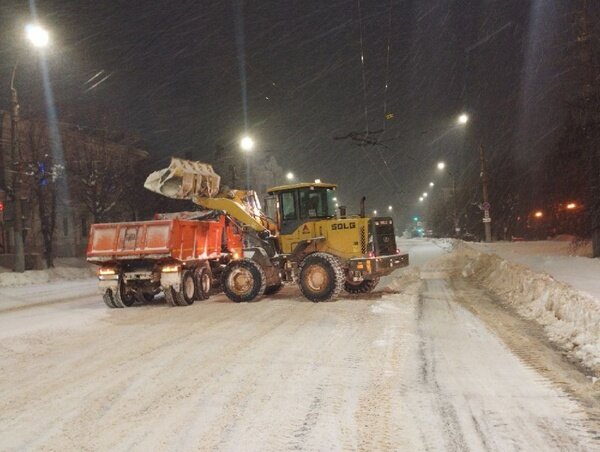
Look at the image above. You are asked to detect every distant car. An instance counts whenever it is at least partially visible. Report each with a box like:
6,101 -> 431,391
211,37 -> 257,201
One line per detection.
461,232 -> 478,242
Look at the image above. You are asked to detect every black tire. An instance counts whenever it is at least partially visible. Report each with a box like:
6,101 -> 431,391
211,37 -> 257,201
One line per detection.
264,283 -> 283,295
298,253 -> 344,302
164,270 -> 196,306
195,267 -> 212,300
179,270 -> 197,305
344,277 -> 380,294
221,259 -> 266,303
103,288 -> 117,308
163,286 -> 180,306
110,277 -> 136,308
135,290 -> 155,304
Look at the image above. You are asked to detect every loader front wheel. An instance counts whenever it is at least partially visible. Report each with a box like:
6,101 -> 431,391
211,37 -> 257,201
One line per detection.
298,253 -> 344,302
344,277 -> 380,294
222,259 -> 266,303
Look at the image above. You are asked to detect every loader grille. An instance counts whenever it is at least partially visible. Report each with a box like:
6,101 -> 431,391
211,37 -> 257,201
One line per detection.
371,219 -> 396,256
360,226 -> 366,254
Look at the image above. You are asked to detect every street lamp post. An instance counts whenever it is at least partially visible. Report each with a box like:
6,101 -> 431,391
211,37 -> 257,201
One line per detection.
437,161 -> 459,238
7,24 -> 50,272
9,64 -> 25,273
479,144 -> 492,242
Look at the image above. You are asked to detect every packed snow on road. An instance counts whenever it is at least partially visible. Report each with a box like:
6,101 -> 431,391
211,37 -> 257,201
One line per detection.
0,239 -> 599,451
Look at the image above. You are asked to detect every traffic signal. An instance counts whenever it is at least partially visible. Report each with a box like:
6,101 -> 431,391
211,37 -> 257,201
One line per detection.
413,216 -> 419,222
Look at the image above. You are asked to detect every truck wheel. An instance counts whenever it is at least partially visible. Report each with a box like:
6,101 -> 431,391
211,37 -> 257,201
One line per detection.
103,289 -> 117,308
135,290 -> 155,304
298,253 -> 344,302
181,270 -> 197,305
164,270 -> 196,306
195,267 -> 212,300
264,283 -> 283,295
108,277 -> 136,308
344,277 -> 380,294
222,259 -> 266,302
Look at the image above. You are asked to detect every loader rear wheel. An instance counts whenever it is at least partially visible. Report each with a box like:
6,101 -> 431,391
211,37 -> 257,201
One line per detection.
298,253 -> 344,302
195,267 -> 212,300
344,277 -> 380,294
222,259 -> 266,303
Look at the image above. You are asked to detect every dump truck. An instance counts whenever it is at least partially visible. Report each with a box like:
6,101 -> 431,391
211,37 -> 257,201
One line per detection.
87,211 -> 243,308
144,158 -> 409,303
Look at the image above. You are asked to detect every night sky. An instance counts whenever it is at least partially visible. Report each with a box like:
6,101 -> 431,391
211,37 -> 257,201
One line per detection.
0,1 -> 597,224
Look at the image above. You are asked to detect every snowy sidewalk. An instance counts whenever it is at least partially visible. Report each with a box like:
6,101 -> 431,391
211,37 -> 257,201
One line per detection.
0,278 -> 97,312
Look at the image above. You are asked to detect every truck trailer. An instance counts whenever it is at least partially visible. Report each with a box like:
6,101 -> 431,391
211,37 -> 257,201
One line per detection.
87,212 -> 242,308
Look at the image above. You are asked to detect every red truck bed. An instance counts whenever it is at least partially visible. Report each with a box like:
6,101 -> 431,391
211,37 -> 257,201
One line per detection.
87,217 -> 229,263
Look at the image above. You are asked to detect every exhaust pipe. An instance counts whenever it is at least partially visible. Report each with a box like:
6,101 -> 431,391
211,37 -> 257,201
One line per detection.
360,196 -> 366,218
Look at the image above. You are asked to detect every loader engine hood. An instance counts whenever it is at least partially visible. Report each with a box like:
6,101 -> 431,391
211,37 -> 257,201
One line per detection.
144,157 -> 221,200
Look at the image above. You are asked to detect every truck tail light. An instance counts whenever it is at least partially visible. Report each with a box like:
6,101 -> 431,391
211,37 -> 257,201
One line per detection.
396,248 -> 401,255
161,264 -> 180,273
98,267 -> 116,276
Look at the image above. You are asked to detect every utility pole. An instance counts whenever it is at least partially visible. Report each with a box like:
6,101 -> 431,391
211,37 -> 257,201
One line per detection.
9,64 -> 25,272
576,0 -> 600,257
480,144 -> 492,242
452,173 -> 459,237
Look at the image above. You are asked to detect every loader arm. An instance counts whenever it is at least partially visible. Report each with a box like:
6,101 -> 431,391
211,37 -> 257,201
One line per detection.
144,157 -> 274,234
192,195 -> 269,233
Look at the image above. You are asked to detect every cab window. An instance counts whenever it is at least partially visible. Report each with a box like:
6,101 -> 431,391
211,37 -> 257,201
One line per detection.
280,191 -> 297,220
299,188 -> 336,218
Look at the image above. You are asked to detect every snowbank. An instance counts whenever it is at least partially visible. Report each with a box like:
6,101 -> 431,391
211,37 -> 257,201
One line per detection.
0,260 -> 95,288
449,244 -> 600,373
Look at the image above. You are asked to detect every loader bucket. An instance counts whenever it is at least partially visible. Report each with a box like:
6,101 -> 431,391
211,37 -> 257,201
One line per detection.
144,157 -> 221,200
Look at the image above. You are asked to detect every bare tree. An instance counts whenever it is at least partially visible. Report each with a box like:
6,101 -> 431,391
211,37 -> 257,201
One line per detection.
26,121 -> 60,268
70,136 -> 127,223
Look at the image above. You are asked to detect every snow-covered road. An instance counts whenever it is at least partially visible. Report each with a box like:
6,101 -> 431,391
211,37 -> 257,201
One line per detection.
0,240 -> 598,451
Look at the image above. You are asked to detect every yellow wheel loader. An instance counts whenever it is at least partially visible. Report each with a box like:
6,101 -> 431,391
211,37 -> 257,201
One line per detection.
145,158 -> 409,302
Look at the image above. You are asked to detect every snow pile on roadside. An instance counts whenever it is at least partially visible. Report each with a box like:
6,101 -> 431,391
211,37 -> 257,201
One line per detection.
452,244 -> 600,373
0,263 -> 95,288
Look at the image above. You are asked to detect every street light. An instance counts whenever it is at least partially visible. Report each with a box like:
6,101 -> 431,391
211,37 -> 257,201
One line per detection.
419,197 -> 424,202
373,209 -> 378,215
437,161 -> 446,170
240,136 -> 254,152
286,171 -> 294,181
388,205 -> 393,211
457,113 -> 469,125
7,23 -> 51,273
25,24 -> 50,48
422,192 -> 428,198
429,182 -> 434,187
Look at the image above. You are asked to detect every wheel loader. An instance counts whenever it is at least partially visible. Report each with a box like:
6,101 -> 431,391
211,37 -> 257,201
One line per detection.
144,158 -> 409,302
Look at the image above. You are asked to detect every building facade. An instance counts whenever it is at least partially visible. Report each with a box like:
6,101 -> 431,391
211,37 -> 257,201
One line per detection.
0,112 -> 148,267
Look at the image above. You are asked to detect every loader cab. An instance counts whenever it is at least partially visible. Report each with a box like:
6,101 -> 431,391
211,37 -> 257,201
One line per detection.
267,183 -> 337,235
